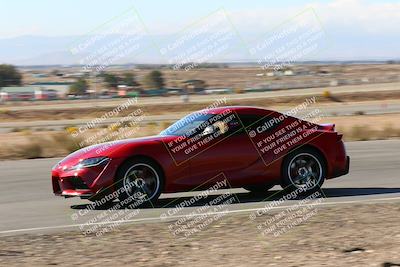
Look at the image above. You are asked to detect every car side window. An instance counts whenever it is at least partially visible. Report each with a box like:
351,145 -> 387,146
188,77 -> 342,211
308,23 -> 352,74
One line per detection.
238,114 -> 264,128
230,114 -> 263,135
239,114 -> 282,134
239,114 -> 265,128
198,112 -> 242,137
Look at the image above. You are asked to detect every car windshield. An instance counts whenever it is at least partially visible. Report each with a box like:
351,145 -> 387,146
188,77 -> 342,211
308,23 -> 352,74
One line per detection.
160,113 -> 213,136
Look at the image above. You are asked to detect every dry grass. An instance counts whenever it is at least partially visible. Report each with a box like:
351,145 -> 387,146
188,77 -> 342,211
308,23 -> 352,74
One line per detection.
382,123 -> 400,138
0,124 -> 165,160
349,125 -> 374,141
2,89 -> 400,122
1,114 -> 400,160
337,124 -> 400,141
0,131 -> 80,160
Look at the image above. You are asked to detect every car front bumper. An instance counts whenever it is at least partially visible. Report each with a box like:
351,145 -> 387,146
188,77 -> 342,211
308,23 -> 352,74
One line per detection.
52,158 -> 123,199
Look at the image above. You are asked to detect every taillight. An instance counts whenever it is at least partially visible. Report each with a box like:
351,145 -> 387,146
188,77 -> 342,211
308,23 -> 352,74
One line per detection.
319,123 -> 335,132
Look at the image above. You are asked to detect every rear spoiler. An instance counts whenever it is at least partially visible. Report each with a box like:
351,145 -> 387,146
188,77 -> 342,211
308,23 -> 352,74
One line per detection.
319,123 -> 335,132
319,123 -> 343,140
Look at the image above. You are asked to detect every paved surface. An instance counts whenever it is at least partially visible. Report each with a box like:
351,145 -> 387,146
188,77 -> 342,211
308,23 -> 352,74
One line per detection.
0,140 -> 399,236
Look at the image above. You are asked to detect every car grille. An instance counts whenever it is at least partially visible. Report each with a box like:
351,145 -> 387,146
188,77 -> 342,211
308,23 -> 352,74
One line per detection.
69,177 -> 89,190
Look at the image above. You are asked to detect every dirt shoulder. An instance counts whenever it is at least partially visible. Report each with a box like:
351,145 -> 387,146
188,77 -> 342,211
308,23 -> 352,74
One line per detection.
1,202 -> 399,267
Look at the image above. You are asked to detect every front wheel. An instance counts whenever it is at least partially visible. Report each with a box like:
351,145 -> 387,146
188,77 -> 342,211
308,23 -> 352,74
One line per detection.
115,158 -> 164,207
281,148 -> 326,194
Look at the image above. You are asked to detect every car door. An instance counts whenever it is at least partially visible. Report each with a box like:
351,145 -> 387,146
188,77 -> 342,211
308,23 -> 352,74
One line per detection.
188,112 -> 260,188
241,112 -> 286,177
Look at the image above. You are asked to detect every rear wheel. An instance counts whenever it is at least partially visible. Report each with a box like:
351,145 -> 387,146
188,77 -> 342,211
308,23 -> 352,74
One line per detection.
115,158 -> 164,207
281,148 -> 326,194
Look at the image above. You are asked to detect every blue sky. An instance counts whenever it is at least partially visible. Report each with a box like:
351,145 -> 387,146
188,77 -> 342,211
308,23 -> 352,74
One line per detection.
1,0 -> 399,37
0,0 -> 399,61
0,0 -> 307,37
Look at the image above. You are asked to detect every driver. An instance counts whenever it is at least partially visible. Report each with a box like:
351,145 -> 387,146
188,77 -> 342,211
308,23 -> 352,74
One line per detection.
213,121 -> 229,134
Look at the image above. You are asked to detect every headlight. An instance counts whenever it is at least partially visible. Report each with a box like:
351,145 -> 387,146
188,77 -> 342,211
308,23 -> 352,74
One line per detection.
67,157 -> 110,171
52,160 -> 62,170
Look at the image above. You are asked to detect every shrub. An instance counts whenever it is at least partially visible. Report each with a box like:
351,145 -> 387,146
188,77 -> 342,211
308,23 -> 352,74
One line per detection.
234,88 -> 244,94
161,121 -> 172,130
65,126 -> 78,135
380,124 -> 400,139
147,122 -> 158,128
0,109 -> 10,115
109,124 -> 120,132
10,127 -> 23,132
349,125 -> 374,141
17,142 -> 43,159
52,132 -> 82,153
353,111 -> 365,116
322,90 -> 331,98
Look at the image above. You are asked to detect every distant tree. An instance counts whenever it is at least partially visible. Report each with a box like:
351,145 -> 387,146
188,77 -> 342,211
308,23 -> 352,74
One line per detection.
51,69 -> 59,76
143,70 -> 165,89
122,72 -> 139,87
194,79 -> 206,89
102,73 -> 120,89
69,78 -> 88,95
0,64 -> 22,87
182,79 -> 207,94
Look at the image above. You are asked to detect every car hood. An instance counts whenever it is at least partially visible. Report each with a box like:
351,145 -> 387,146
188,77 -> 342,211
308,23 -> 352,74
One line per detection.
54,135 -> 175,169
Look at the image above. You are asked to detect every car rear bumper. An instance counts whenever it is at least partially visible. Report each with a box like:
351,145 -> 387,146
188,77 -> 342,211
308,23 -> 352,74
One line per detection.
331,156 -> 350,179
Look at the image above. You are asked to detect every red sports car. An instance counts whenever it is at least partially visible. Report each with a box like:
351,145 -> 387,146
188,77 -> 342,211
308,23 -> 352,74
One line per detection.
52,106 -> 349,205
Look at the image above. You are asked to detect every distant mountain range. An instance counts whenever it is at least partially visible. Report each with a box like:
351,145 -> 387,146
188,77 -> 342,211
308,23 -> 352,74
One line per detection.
0,34 -> 398,67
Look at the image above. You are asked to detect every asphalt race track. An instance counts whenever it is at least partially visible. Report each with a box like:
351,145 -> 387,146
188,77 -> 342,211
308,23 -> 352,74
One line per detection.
0,140 -> 399,236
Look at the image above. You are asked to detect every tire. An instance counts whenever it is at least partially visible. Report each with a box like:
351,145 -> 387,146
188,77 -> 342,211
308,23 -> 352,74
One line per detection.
281,147 -> 326,195
243,183 -> 275,194
115,157 -> 164,208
